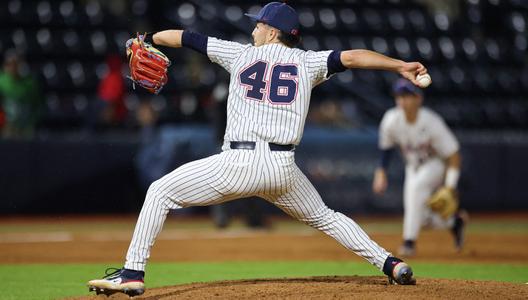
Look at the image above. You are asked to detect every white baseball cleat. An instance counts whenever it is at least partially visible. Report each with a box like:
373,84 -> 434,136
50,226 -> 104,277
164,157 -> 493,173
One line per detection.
383,256 -> 417,285
389,262 -> 416,285
87,268 -> 145,297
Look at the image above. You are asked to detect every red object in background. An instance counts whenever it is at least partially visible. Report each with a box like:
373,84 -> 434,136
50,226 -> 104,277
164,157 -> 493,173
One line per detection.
0,109 -> 5,128
98,54 -> 127,122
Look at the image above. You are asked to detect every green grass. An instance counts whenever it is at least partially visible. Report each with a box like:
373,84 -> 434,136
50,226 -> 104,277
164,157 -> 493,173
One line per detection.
1,261 -> 527,300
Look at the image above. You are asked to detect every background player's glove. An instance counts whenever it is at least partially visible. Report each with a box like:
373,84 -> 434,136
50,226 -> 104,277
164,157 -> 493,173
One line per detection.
126,33 -> 171,94
427,186 -> 459,219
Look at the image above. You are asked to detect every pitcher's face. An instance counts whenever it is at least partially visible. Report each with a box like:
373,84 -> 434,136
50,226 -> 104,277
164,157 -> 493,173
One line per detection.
252,22 -> 275,47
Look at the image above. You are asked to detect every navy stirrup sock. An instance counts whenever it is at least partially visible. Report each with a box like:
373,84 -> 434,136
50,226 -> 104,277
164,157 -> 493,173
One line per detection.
122,269 -> 145,280
382,257 -> 403,276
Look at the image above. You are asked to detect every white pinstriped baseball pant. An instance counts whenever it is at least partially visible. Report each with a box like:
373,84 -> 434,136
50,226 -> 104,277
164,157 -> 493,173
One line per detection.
125,141 -> 391,271
403,158 -> 454,241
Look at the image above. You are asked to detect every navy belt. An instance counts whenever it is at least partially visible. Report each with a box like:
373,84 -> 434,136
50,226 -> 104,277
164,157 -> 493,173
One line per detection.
230,141 -> 295,151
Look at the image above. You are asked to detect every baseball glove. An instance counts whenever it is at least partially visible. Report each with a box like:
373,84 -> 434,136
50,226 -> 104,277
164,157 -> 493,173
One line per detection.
126,33 -> 171,94
427,186 -> 458,219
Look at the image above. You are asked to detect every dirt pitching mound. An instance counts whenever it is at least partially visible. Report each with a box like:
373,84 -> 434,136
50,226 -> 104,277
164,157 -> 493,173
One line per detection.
72,276 -> 528,300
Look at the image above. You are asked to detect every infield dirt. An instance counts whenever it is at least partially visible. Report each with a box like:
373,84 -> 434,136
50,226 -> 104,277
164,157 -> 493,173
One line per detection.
1,215 -> 527,264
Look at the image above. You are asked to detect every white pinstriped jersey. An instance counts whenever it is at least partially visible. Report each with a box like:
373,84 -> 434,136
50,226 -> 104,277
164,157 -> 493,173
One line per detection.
379,107 -> 459,168
207,37 -> 332,147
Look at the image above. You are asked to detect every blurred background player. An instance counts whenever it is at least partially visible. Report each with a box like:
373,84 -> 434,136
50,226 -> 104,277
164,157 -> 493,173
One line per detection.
372,78 -> 467,257
0,49 -> 43,139
85,53 -> 127,132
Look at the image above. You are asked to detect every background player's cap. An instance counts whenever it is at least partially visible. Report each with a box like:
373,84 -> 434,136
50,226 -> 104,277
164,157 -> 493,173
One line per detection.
245,2 -> 300,36
392,78 -> 423,96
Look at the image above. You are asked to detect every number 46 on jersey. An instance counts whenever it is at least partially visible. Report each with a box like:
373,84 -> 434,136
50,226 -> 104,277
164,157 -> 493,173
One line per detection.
238,61 -> 298,104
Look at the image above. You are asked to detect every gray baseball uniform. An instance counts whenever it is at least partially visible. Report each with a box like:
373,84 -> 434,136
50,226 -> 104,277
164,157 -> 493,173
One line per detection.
124,36 -> 391,272
379,106 -> 459,241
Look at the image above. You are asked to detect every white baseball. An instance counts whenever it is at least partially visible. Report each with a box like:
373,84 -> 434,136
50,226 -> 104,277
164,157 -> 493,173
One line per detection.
416,73 -> 432,88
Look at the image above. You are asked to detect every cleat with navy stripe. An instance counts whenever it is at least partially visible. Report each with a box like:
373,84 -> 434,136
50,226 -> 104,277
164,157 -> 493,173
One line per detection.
87,268 -> 145,297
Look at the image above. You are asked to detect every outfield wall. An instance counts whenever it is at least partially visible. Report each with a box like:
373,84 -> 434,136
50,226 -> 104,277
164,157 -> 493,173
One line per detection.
1,126 -> 527,214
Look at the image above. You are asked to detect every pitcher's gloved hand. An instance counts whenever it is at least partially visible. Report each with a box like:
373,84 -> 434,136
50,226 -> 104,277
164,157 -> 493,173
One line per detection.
126,33 -> 171,94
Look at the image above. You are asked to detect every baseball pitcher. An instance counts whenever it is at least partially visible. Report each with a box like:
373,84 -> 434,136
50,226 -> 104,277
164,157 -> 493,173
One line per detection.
88,2 -> 425,296
372,78 -> 467,257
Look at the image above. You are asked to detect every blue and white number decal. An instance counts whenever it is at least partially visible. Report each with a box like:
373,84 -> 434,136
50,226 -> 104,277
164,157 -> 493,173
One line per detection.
239,60 -> 268,101
238,61 -> 298,104
269,64 -> 298,104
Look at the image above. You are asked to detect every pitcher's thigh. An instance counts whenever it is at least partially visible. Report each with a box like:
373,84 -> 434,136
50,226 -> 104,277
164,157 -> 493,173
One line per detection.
269,167 -> 330,222
150,155 -> 228,207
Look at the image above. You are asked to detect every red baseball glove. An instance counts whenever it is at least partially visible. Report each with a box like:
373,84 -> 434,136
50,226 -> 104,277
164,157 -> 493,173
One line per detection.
126,33 -> 171,94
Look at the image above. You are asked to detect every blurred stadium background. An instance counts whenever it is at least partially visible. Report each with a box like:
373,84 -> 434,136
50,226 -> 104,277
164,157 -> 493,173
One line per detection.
0,0 -> 527,216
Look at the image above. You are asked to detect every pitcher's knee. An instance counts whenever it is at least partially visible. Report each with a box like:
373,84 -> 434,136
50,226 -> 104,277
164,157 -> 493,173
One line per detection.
146,179 -> 170,204
146,178 -> 187,209
147,179 -> 163,195
302,207 -> 339,229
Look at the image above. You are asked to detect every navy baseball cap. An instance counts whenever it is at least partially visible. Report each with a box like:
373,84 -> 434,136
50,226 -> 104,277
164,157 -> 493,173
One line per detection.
392,78 -> 423,96
245,2 -> 300,36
